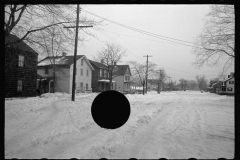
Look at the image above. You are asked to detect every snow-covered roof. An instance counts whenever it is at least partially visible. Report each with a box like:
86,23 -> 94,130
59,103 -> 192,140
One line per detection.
223,76 -> 234,82
38,55 -> 84,66
98,79 -> 116,83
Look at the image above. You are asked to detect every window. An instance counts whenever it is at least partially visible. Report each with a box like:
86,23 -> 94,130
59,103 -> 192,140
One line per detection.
104,70 -> 107,78
18,55 -> 24,67
227,87 -> 232,91
87,70 -> 89,76
99,69 -> 102,77
81,69 -> 83,76
17,80 -> 23,91
86,83 -> 88,90
102,69 -> 104,77
81,59 -> 83,66
45,67 -> 49,74
229,81 -> 234,84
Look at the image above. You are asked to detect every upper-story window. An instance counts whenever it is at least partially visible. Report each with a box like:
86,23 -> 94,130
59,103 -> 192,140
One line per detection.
86,83 -> 88,90
87,70 -> 89,76
102,69 -> 104,77
81,69 -> 83,76
229,81 -> 234,84
104,70 -> 107,78
99,69 -> 102,77
125,75 -> 130,81
18,55 -> 24,67
81,59 -> 83,66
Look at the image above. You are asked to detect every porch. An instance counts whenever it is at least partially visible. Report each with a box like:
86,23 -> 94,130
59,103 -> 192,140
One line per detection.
96,79 -> 116,92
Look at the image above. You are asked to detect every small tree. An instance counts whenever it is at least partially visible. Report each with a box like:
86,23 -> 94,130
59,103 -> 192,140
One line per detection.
179,79 -> 188,90
93,43 -> 127,90
128,61 -> 158,95
187,80 -> 198,90
196,75 -> 208,91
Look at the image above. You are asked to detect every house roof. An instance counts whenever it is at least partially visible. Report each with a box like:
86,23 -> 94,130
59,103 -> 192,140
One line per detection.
5,34 -> 38,55
112,65 -> 131,76
223,76 -> 234,82
212,81 -> 222,87
88,60 -> 108,69
38,55 -> 84,66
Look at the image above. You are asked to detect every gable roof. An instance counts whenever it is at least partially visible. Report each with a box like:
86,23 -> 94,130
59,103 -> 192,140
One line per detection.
212,81 -> 222,87
88,59 -> 108,69
223,76 -> 234,83
112,65 -> 131,76
38,55 -> 84,66
5,34 -> 38,55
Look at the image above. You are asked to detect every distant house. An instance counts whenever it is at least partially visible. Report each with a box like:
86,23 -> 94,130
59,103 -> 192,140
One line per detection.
220,72 -> 234,95
37,53 -> 94,94
89,59 -> 117,92
112,65 -> 132,93
5,34 -> 38,98
211,81 -> 222,94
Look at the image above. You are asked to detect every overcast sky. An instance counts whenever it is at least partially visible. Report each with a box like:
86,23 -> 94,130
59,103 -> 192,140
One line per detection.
72,4 -> 233,83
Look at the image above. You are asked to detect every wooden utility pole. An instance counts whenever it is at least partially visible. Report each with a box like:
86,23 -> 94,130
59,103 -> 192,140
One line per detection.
157,69 -> 163,94
168,76 -> 172,91
64,5 -> 93,101
143,55 -> 152,94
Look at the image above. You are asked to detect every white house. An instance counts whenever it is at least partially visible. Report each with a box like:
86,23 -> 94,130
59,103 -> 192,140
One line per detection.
112,65 -> 131,93
37,53 -> 94,94
220,72 -> 234,95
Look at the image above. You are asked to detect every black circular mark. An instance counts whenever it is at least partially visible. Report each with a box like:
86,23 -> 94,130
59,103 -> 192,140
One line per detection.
91,90 -> 131,129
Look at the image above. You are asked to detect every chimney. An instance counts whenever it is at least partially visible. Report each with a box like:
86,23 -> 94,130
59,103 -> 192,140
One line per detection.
101,59 -> 104,64
62,52 -> 67,56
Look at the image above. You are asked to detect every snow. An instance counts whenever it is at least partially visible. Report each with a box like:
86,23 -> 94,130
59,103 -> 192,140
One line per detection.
5,91 -> 234,159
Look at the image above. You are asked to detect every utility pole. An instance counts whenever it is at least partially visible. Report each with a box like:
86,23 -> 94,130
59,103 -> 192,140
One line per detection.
143,55 -> 152,94
157,69 -> 163,94
63,5 -> 93,101
168,76 -> 171,91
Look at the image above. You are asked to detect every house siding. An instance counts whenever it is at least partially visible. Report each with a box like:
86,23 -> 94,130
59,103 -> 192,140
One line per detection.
113,76 -> 124,92
91,65 -> 100,92
69,57 -> 93,93
5,48 -> 38,98
37,66 -> 70,93
226,78 -> 234,94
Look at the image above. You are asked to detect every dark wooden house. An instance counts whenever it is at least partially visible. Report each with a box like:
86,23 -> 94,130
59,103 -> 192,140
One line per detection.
5,34 -> 38,97
89,59 -> 117,92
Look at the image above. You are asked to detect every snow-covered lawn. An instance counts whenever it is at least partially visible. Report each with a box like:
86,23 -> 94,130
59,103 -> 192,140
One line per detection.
5,91 -> 234,159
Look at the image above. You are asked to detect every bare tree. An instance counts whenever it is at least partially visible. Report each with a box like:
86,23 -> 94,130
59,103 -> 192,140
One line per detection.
187,80 -> 198,90
37,26 -> 70,93
192,5 -> 235,73
128,61 -> 158,95
93,43 -> 127,90
5,5 -> 104,59
196,75 -> 208,91
179,79 -> 188,90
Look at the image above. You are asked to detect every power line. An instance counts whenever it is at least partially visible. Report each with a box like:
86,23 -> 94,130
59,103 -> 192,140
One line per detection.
98,29 -> 144,62
106,26 -> 145,62
81,9 -> 203,49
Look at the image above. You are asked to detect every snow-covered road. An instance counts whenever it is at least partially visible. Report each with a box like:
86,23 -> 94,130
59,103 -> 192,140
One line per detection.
5,91 -> 234,159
